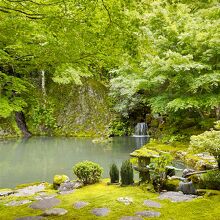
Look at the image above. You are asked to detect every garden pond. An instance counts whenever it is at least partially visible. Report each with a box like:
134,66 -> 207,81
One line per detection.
0,136 -> 149,188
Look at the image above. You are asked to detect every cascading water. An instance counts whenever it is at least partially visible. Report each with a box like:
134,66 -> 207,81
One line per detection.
133,122 -> 149,137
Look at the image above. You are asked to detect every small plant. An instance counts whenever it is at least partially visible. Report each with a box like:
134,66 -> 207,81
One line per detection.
120,160 -> 134,185
201,170 -> 220,190
53,174 -> 69,189
109,163 -> 119,183
73,161 -> 103,184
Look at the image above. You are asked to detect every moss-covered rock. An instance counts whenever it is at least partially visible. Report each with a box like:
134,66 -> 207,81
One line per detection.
53,175 -> 69,189
163,179 -> 180,191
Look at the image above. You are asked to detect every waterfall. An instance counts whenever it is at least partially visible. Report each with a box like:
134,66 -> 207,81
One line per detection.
133,122 -> 149,137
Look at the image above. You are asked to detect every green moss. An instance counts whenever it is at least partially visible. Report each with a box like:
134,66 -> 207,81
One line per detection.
130,148 -> 160,158
163,179 -> 180,191
53,175 -> 69,185
0,180 -> 220,220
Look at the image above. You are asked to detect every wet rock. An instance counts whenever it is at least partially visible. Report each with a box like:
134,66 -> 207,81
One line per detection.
16,216 -> 45,220
74,201 -> 89,209
91,208 -> 110,216
136,211 -> 161,217
178,181 -> 196,195
5,200 -> 31,206
159,191 -> 197,202
29,198 -> 60,210
14,184 -> 45,197
120,216 -> 143,220
143,200 -> 161,208
43,208 -> 68,216
117,197 -> 133,205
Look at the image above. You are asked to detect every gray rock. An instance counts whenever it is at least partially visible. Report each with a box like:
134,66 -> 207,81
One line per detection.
14,184 -> 45,197
74,201 -> 89,209
120,217 -> 143,220
0,190 -> 14,197
143,200 -> 161,208
58,190 -> 75,195
58,181 -> 83,192
16,216 -> 45,220
35,194 -> 56,200
136,211 -> 161,217
29,198 -> 60,210
92,208 -> 110,216
43,208 -> 68,216
182,169 -> 195,177
178,181 -> 196,195
5,200 -> 31,206
117,197 -> 133,205
159,191 -> 197,202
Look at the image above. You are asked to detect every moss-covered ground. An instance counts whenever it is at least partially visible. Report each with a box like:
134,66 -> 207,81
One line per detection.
0,180 -> 220,220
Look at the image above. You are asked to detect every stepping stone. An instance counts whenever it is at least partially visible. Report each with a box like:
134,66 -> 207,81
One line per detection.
5,200 -> 32,206
58,190 -> 75,195
0,190 -> 14,197
35,194 -> 56,200
136,211 -> 161,217
29,198 -> 60,210
143,200 -> 161,208
120,216 -> 143,220
92,208 -> 110,216
16,217 -> 45,220
74,201 -> 89,209
158,191 -> 197,202
117,197 -> 133,205
43,208 -> 68,216
14,184 -> 45,197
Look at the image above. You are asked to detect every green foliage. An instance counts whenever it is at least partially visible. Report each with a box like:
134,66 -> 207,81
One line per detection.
73,161 -> 103,185
53,175 -> 69,185
31,101 -> 57,134
109,163 -> 119,183
109,120 -> 131,136
120,160 -> 134,185
148,154 -> 173,191
201,170 -> 220,190
190,126 -> 220,168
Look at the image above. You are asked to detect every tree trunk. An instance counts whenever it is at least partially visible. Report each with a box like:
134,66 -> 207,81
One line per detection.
15,111 -> 32,137
216,105 -> 220,120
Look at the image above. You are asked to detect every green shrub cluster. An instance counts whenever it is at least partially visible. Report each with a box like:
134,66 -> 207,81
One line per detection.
109,163 -> 119,183
73,161 -> 103,184
120,160 -> 134,185
201,170 -> 220,190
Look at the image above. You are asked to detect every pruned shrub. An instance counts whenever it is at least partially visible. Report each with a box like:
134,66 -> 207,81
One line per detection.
120,160 -> 134,185
109,163 -> 119,183
201,170 -> 220,190
73,161 -> 103,184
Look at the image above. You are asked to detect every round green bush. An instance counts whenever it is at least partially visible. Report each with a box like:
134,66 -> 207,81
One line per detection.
201,170 -> 220,190
53,174 -> 69,185
73,161 -> 103,184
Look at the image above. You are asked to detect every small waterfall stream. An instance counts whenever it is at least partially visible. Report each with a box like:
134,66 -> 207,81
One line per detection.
133,122 -> 149,137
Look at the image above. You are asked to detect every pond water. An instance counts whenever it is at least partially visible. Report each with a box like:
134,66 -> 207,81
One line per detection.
0,136 -> 148,188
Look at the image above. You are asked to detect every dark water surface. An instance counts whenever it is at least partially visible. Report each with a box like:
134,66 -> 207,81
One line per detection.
0,136 -> 148,188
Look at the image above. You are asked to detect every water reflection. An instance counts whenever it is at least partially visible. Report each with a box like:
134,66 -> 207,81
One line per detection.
0,136 -> 149,188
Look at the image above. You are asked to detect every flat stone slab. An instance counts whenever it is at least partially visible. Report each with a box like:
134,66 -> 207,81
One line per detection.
143,200 -> 161,208
58,190 -> 75,195
29,198 -> 60,210
14,184 -> 45,197
35,194 -> 56,200
74,201 -> 89,209
136,211 -> 161,217
16,217 -> 45,220
158,191 -> 197,202
120,216 -> 143,220
92,208 -> 110,216
43,208 -> 68,216
5,200 -> 32,206
117,197 -> 133,205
